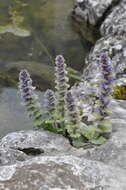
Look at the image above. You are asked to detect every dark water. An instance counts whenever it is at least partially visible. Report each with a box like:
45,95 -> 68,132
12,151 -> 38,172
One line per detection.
0,0 -> 92,135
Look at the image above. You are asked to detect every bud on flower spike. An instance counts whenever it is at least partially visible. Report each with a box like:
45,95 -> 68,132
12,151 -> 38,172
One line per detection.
19,70 -> 42,128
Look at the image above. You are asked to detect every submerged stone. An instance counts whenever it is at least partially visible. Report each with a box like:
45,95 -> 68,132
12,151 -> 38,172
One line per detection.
0,25 -> 31,37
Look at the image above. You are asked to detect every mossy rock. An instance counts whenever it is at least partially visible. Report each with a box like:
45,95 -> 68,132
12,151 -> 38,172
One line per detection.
113,85 -> 126,100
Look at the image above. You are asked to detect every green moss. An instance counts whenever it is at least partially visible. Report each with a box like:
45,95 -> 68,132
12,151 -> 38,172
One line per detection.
113,85 -> 126,100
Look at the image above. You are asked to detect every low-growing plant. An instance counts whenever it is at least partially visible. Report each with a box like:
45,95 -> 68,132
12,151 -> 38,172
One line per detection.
19,53 -> 113,147
113,85 -> 126,100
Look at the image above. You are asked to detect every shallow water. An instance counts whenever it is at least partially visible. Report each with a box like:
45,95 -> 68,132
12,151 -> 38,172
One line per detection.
0,88 -> 44,137
0,0 -> 91,135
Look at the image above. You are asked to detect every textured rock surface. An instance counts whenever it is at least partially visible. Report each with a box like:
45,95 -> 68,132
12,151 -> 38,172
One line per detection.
82,35 -> 126,86
72,0 -> 121,43
0,130 -> 73,165
101,0 -> 126,36
0,147 -> 28,165
75,0 -> 126,99
0,155 -> 126,190
73,0 -> 119,26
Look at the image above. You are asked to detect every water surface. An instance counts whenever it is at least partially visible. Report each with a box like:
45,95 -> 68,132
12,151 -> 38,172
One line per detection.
0,88 -> 44,137
0,0 -> 92,135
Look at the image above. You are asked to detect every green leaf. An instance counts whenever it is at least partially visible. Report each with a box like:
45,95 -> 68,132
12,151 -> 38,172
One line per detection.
68,74 -> 81,81
45,120 -> 54,124
98,124 -> 112,133
71,136 -> 87,148
90,136 -> 106,145
33,111 -> 42,118
84,125 -> 101,140
34,119 -> 43,128
42,120 -> 64,134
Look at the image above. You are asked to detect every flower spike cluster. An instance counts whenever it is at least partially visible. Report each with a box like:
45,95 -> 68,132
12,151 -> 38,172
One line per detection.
55,55 -> 69,116
96,53 -> 113,132
18,53 -> 114,146
19,70 -> 42,128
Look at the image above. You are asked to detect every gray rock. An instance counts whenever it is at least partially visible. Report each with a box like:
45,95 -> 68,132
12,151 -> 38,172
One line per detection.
78,0 -> 126,83
0,130 -> 73,166
0,130 -> 73,157
80,118 -> 126,170
74,0 -> 126,114
82,34 -> 126,85
73,0 -> 119,26
0,147 -> 28,165
74,34 -> 126,112
0,155 -> 126,190
111,99 -> 126,120
101,0 -> 126,36
71,1 -> 126,124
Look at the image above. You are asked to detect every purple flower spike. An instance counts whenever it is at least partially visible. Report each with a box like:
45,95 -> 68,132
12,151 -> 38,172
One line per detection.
65,91 -> 78,120
96,53 -> 113,129
19,70 -> 42,128
65,91 -> 82,137
44,89 -> 55,115
55,55 -> 69,116
19,70 -> 34,100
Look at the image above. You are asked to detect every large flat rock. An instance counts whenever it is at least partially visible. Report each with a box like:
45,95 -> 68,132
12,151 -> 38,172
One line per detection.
0,130 -> 73,165
0,155 -> 126,190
